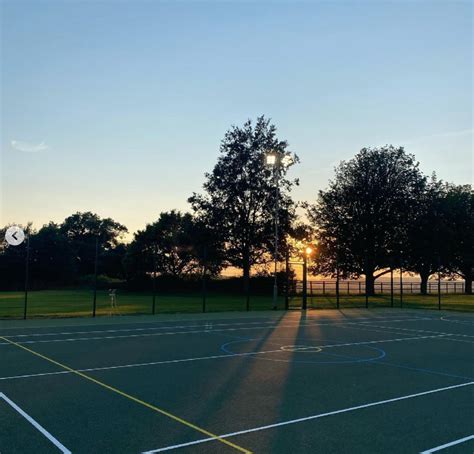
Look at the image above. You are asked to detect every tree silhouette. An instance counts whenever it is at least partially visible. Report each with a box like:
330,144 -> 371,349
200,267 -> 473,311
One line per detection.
307,146 -> 426,295
124,211 -> 223,280
443,184 -> 473,294
404,176 -> 448,294
188,116 -> 298,296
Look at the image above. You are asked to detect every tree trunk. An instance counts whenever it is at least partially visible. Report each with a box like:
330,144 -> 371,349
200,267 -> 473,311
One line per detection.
365,272 -> 375,296
242,252 -> 251,309
419,271 -> 430,295
465,274 -> 473,295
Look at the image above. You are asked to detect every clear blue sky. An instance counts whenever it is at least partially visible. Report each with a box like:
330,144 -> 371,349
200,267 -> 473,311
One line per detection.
1,0 -> 472,236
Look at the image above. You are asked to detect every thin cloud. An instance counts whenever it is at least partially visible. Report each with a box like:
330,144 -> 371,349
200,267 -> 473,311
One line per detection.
10,140 -> 49,153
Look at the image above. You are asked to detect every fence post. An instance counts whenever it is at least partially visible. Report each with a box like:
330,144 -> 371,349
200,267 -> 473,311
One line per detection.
201,246 -> 208,313
23,235 -> 30,320
400,261 -> 403,308
390,267 -> 394,308
152,244 -> 157,315
302,254 -> 308,310
92,236 -> 99,318
285,249 -> 289,311
438,257 -> 441,310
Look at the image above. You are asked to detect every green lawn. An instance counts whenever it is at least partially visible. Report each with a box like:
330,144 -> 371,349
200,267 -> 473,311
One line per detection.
0,290 -> 286,318
0,289 -> 472,318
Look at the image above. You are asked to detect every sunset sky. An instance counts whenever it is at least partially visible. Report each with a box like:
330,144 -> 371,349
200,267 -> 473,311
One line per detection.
1,0 -> 472,236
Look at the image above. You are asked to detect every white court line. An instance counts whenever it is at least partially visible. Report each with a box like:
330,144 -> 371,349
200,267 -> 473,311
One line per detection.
348,323 -> 474,339
337,323 -> 474,345
0,318 -> 431,346
0,392 -> 71,453
0,333 -> 451,382
142,381 -> 474,453
420,434 -> 474,453
2,315 -> 421,338
0,311 -> 419,332
440,316 -> 474,326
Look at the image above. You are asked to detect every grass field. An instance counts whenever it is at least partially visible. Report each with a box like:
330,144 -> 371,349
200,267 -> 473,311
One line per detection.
0,289 -> 472,318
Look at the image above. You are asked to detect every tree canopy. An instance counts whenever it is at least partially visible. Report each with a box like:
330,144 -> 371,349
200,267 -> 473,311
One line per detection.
188,116 -> 299,290
307,146 -> 426,294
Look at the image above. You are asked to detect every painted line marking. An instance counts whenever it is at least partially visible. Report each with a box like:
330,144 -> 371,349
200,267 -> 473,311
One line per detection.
1,315 -> 427,338
0,392 -> 71,453
0,336 -> 251,454
440,316 -> 474,326
0,318 -> 433,346
343,322 -> 474,339
141,382 -> 474,453
0,312 -> 411,333
0,333 -> 452,382
337,323 -> 474,344
420,434 -> 474,453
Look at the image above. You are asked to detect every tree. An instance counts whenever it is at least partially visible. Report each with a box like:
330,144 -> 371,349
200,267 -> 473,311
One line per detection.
124,211 -> 223,281
0,223 -> 33,290
188,116 -> 299,295
307,146 -> 426,295
443,184 -> 473,294
60,212 -> 127,276
29,223 -> 76,287
404,177 -> 448,295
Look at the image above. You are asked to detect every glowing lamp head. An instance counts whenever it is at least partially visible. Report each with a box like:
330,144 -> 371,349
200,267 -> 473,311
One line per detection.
265,153 -> 277,166
305,246 -> 313,256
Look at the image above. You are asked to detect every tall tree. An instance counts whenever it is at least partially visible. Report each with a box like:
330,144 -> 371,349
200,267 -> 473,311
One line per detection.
188,116 -> 298,294
307,146 -> 426,295
443,184 -> 473,294
60,212 -> 127,276
405,177 -> 448,294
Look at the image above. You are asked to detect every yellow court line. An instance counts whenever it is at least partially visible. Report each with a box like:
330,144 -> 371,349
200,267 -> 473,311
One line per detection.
1,336 -> 252,454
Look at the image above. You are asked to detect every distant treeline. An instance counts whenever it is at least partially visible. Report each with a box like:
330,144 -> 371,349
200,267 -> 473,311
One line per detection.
1,116 -> 472,295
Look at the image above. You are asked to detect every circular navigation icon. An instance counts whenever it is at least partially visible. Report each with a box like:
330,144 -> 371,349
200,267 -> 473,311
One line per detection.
5,226 -> 25,246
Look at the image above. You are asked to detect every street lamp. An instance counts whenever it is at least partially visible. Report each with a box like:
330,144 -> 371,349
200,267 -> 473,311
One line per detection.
266,151 -> 280,310
302,246 -> 313,310
265,151 -> 294,310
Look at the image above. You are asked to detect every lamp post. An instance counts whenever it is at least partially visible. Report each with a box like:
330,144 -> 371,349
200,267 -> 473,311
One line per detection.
302,246 -> 313,310
265,151 -> 294,310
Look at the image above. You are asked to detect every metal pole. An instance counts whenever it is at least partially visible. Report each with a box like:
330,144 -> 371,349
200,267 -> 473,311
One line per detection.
364,253 -> 369,308
92,236 -> 99,317
399,261 -> 403,308
202,246 -> 208,313
390,267 -> 394,307
302,254 -> 307,310
23,235 -> 30,320
438,257 -> 441,310
285,248 -> 289,310
336,265 -> 340,309
272,163 -> 279,310
152,244 -> 157,315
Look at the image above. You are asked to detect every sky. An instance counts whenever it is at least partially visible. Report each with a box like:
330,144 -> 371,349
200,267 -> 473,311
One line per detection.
1,0 -> 472,238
